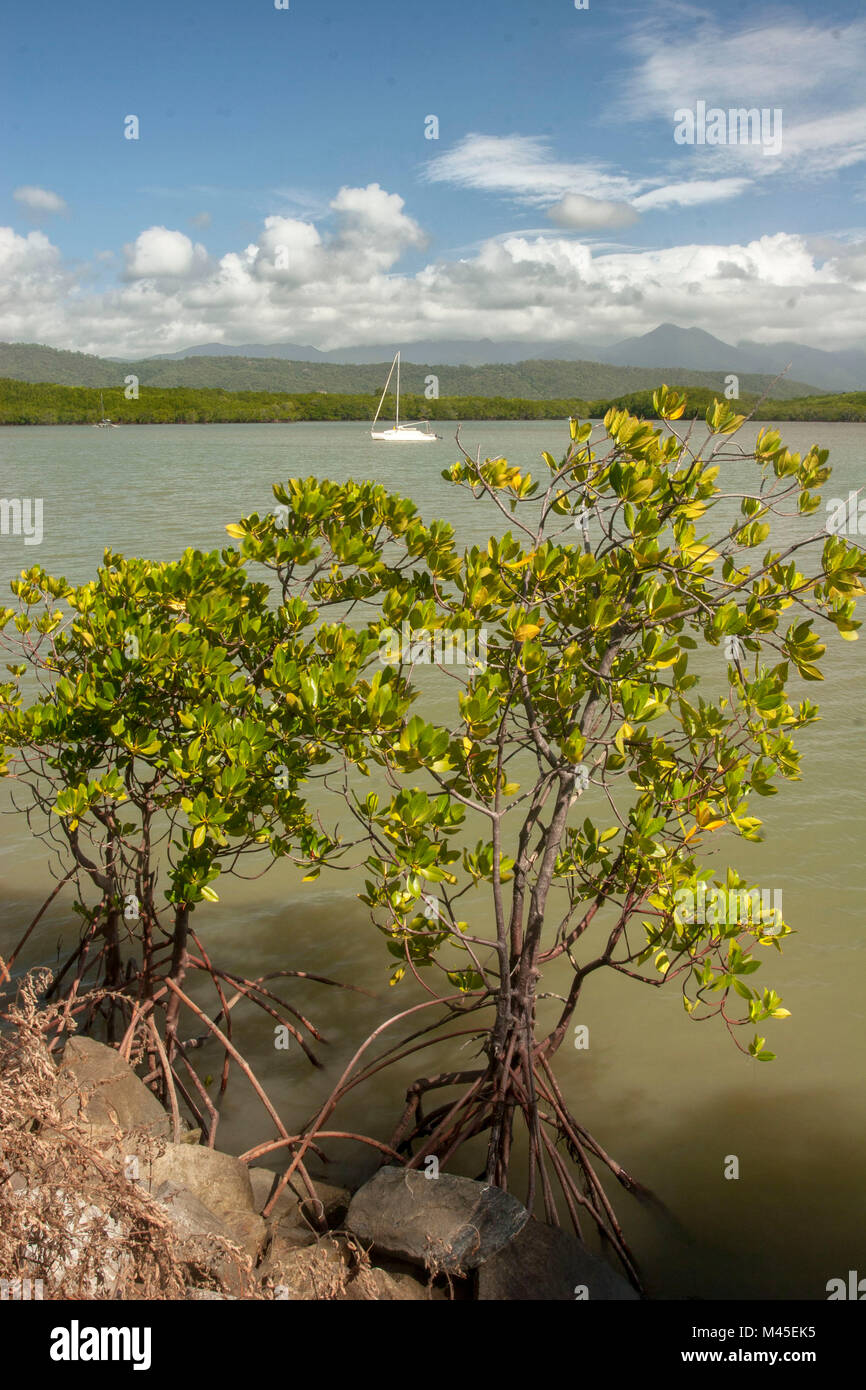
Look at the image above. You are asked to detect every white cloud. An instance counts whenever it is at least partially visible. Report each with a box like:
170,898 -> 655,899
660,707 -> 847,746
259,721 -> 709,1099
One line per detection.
548,194 -> 638,230
425,132 -> 755,216
13,185 -> 68,216
330,182 -> 426,267
617,17 -> 866,183
632,179 -> 752,211
621,17 -> 866,118
424,134 -> 637,206
124,226 -> 208,279
1,193 -> 865,357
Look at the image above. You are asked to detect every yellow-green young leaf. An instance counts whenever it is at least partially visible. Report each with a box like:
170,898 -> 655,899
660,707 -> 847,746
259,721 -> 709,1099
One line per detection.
562,729 -> 587,764
224,523 -> 245,538
614,722 -> 633,755
192,824 -> 207,849
200,885 -> 219,902
514,623 -> 541,642
770,1007 -> 791,1019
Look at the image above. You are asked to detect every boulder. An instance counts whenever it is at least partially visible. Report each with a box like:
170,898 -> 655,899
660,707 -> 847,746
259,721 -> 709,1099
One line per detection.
143,1143 -> 266,1260
153,1181 -> 237,1244
476,1218 -> 640,1300
346,1166 -> 529,1275
152,1182 -> 256,1295
143,1142 -> 254,1217
55,1037 -> 171,1148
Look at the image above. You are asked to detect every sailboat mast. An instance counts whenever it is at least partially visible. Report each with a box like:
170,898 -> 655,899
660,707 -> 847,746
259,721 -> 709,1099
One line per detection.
371,353 -> 399,430
395,352 -> 400,427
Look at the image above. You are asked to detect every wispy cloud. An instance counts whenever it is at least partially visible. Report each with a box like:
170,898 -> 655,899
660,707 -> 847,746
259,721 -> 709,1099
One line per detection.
632,179 -> 752,211
424,133 -> 752,216
617,14 -> 866,181
618,16 -> 866,119
423,135 -> 637,206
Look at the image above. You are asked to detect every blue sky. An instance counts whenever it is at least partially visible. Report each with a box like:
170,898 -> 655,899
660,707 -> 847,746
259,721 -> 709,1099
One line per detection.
2,0 -> 865,356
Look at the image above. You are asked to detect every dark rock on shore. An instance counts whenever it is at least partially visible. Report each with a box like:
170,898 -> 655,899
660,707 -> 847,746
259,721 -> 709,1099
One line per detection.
346,1165 -> 529,1275
476,1216 -> 639,1300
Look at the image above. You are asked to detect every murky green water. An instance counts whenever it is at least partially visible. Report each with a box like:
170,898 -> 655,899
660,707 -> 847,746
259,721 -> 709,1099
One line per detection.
1,420 -> 864,1299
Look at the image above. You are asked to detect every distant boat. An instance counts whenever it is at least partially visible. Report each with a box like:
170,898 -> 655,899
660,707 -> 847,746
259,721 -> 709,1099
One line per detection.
93,392 -> 119,428
371,352 -> 440,442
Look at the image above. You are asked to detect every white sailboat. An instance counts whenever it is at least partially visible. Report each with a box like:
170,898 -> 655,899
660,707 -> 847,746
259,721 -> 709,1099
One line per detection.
371,352 -> 440,442
93,392 -> 119,428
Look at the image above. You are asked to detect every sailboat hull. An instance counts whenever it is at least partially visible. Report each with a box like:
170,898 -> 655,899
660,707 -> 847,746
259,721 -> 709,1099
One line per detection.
371,427 -> 440,442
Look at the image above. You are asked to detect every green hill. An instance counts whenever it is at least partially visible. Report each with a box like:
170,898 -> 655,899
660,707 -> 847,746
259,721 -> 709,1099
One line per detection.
0,341 -> 822,400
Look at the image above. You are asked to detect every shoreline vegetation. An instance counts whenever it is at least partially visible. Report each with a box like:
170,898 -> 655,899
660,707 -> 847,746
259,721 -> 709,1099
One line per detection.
1,378 -> 866,424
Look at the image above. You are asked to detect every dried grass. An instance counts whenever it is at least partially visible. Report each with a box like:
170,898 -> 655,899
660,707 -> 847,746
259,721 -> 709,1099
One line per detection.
0,966 -> 257,1300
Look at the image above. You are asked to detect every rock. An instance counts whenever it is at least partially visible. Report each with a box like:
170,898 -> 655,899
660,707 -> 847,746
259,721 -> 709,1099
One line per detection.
476,1218 -> 640,1301
248,1167 -> 350,1233
55,1037 -> 171,1148
187,1290 -> 238,1300
143,1143 -> 266,1260
221,1210 -> 267,1262
153,1181 -> 237,1244
154,1180 -> 264,1261
346,1166 -> 529,1275
262,1235 -> 354,1300
153,1182 -> 255,1296
143,1142 -> 254,1218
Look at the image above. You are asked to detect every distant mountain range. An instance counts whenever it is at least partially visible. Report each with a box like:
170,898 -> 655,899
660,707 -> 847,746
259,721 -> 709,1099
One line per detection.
0,335 -> 823,401
140,323 -> 866,393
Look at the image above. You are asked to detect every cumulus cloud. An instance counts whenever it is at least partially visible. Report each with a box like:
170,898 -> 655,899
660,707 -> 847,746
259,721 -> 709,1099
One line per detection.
1,190 -> 865,357
13,185 -> 68,216
330,183 -> 426,266
548,194 -> 638,231
124,226 -> 209,279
